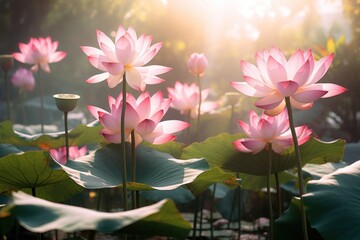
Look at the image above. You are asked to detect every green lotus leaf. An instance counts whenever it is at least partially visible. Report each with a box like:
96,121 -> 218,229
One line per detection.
303,160 -> 360,240
239,170 -> 295,191
0,120 -> 103,149
142,141 -> 185,159
0,144 -> 22,158
187,167 -> 239,195
182,133 -> 345,175
302,162 -> 348,180
140,187 -> 195,204
274,197 -> 323,240
274,197 -> 303,239
58,143 -> 210,191
5,191 -> 191,239
0,149 -> 82,202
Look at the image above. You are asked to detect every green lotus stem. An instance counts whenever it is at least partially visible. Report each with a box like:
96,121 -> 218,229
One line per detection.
130,130 -> 138,209
64,111 -> 69,159
88,190 -> 102,240
210,184 -> 217,239
121,72 -> 128,211
267,145 -> 274,240
31,187 -> 36,197
237,183 -> 241,240
229,102 -> 235,133
31,188 -> 42,240
38,70 -> 44,133
199,195 -> 205,236
3,70 -> 10,121
275,172 -> 282,217
192,196 -> 199,238
285,97 -> 308,240
186,110 -> 191,142
196,75 -> 202,141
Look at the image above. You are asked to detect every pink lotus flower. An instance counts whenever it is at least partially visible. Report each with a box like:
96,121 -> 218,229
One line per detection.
50,146 -> 87,165
11,67 -> 35,93
12,37 -> 66,73
233,110 -> 311,154
88,91 -> 189,145
187,53 -> 208,77
167,81 -> 218,118
230,47 -> 347,115
81,26 -> 171,91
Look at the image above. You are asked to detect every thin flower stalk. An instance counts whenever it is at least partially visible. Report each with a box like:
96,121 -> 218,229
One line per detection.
267,144 -> 274,240
38,70 -> 44,133
285,97 -> 308,240
196,75 -> 202,141
121,72 -> 128,211
275,172 -> 282,217
4,70 -> 10,120
130,130 -> 139,209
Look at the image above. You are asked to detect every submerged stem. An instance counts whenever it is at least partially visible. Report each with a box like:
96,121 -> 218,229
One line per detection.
285,97 -> 308,240
121,73 -> 128,211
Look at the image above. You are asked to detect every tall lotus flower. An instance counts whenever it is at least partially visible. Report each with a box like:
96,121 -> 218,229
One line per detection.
187,53 -> 208,77
167,81 -> 218,118
81,26 -> 171,91
230,47 -> 347,115
12,37 -> 66,73
233,110 -> 311,154
11,67 -> 35,93
88,91 -> 189,145
50,146 -> 87,165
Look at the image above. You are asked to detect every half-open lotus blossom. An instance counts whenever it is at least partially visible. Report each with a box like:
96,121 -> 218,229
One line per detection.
187,53 -> 208,77
50,146 -> 87,165
167,81 -> 218,118
88,91 -> 189,145
12,37 -> 66,73
230,47 -> 347,115
11,67 -> 35,93
81,26 -> 171,91
233,110 -> 312,154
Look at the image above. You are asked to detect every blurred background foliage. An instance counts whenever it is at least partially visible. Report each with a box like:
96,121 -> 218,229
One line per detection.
0,0 -> 359,142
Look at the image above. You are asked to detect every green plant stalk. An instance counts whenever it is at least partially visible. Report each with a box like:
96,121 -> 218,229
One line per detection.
192,196 -> 199,239
121,72 -> 128,211
4,70 -> 10,121
210,184 -> 217,239
186,110 -> 191,143
196,75 -> 202,141
38,70 -> 44,133
31,188 -> 42,240
64,111 -> 69,159
267,145 -> 274,240
89,189 -> 102,240
285,97 -> 308,240
130,130 -> 138,209
229,102 -> 235,133
199,195 -> 205,235
275,172 -> 282,217
237,182 -> 241,240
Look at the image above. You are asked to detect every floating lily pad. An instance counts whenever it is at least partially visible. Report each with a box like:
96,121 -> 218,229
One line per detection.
0,121 -> 103,149
303,160 -> 360,240
58,143 -> 207,190
5,191 -> 191,239
182,133 -> 345,175
0,148 -> 82,202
